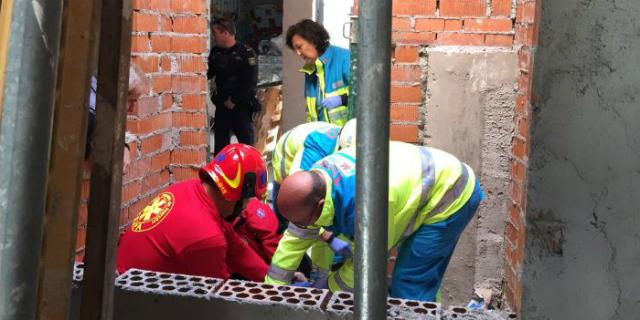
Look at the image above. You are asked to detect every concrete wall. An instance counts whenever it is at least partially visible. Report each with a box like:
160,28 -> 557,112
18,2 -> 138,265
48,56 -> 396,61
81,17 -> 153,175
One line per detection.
521,0 -> 640,318
280,0 -> 314,133
424,48 -> 517,305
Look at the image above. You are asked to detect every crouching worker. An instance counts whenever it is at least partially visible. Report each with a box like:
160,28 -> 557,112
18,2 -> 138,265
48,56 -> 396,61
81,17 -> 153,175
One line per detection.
230,197 -> 282,263
116,144 -> 269,281
268,141 -> 485,301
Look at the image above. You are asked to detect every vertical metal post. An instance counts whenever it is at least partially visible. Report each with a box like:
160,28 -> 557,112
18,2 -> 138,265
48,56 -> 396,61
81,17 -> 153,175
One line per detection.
347,13 -> 358,120
0,0 -> 64,319
80,0 -> 132,318
354,0 -> 392,319
36,0 -> 101,318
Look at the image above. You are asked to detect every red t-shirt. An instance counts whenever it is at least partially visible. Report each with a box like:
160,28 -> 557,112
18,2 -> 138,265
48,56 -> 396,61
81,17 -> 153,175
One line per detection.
232,198 -> 282,263
116,179 -> 268,281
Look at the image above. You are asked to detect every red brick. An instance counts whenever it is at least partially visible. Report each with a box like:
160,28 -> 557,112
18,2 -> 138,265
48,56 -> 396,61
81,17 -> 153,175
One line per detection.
160,55 -> 172,72
173,16 -> 208,34
464,18 -> 513,32
131,96 -> 160,116
393,0 -> 437,15
151,112 -> 172,131
390,124 -> 419,143
393,31 -> 436,44
151,75 -> 172,93
171,37 -> 208,53
132,12 -> 158,32
150,35 -> 171,52
171,148 -> 207,165
171,0 -> 207,14
128,196 -> 153,221
518,48 -> 531,72
160,16 -> 172,32
132,0 -> 149,10
176,56 -> 207,73
172,167 -> 199,182
511,157 -> 526,181
517,115 -> 529,140
485,34 -> 514,46
172,112 -> 207,128
121,181 -> 142,204
436,33 -> 485,45
515,23 -> 537,46
143,170 -> 171,192
391,65 -> 422,83
131,35 -> 150,53
444,19 -> 463,31
415,18 -> 444,32
80,180 -> 90,202
141,134 -> 164,154
390,85 -> 422,103
150,0 -> 171,13
76,227 -> 86,251
511,179 -> 523,206
132,55 -> 159,73
162,94 -> 173,110
505,221 -> 519,247
123,158 -> 151,182
179,130 -> 207,146
151,151 -> 171,172
127,141 -> 138,162
392,17 -> 412,31
508,203 -> 522,231
440,0 -> 487,17
517,72 -> 530,93
77,203 -> 88,227
515,94 -> 528,115
520,1 -> 537,24
181,94 -> 206,110
390,104 -> 419,122
491,0 -> 513,16
171,75 -> 207,94
394,46 -> 419,63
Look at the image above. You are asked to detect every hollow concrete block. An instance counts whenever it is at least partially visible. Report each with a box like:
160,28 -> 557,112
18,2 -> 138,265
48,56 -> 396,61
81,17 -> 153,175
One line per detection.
326,292 -> 442,319
115,268 -> 224,298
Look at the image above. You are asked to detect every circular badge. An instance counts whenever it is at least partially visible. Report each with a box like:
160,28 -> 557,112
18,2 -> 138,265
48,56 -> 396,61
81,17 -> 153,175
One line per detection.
131,192 -> 175,232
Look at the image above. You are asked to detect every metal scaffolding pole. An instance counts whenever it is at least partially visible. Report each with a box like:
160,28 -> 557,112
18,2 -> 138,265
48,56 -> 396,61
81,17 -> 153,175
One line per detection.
0,0 -> 64,319
354,0 -> 392,319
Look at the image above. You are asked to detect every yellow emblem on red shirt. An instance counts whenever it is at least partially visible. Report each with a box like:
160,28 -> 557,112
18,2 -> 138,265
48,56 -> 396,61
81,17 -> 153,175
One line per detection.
131,192 -> 175,232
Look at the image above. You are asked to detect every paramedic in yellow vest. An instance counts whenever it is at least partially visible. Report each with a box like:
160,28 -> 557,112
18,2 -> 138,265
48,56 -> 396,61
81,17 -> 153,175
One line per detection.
285,19 -> 351,126
270,120 -> 357,279
265,141 -> 485,302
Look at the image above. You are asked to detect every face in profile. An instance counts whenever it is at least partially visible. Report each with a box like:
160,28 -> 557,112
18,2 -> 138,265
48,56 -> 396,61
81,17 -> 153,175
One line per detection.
291,35 -> 319,64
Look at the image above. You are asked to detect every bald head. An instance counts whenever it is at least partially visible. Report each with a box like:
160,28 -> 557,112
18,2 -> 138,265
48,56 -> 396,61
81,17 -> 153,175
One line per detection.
276,171 -> 326,226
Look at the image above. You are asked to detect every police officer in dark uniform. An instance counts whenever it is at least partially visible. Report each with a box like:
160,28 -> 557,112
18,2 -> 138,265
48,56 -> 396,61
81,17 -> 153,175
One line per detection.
208,18 -> 259,155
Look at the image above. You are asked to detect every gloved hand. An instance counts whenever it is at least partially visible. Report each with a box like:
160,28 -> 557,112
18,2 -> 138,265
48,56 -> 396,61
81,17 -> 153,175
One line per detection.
329,237 -> 352,258
292,281 -> 313,287
321,95 -> 343,110
312,276 -> 329,289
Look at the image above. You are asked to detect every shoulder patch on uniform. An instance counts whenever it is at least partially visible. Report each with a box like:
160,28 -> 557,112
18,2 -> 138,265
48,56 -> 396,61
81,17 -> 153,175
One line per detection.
248,57 -> 257,66
131,192 -> 175,232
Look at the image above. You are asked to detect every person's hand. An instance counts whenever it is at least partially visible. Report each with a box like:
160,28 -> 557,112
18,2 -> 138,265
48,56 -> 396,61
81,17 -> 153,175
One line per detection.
321,96 -> 342,110
293,272 -> 308,283
329,237 -> 352,258
312,276 -> 328,289
224,97 -> 236,110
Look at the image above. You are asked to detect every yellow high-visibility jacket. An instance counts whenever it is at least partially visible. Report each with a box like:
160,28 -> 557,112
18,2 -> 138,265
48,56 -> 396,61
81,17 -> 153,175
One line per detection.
264,142 -> 476,291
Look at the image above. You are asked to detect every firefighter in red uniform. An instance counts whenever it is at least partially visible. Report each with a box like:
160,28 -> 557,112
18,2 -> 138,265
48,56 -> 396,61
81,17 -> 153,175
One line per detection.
116,144 -> 270,281
231,198 -> 282,263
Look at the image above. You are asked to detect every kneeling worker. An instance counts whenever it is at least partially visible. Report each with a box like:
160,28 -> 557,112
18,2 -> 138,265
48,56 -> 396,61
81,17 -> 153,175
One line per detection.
268,141 -> 485,301
117,144 -> 269,281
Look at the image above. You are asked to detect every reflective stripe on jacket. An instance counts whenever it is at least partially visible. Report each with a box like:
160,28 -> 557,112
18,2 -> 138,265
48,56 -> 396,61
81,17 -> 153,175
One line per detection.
272,122 -> 341,184
301,45 -> 350,126
267,141 -> 477,290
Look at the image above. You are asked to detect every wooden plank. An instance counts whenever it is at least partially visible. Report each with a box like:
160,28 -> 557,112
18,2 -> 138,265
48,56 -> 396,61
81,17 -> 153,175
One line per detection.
80,0 -> 132,318
0,0 -> 14,118
36,0 -> 101,318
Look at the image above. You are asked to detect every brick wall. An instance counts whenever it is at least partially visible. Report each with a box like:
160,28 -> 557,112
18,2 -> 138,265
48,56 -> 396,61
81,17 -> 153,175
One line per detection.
388,0 -> 516,143
504,0 -> 540,313
76,0 -> 210,259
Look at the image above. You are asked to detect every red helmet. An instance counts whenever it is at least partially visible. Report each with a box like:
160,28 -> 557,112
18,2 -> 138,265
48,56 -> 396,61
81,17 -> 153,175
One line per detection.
199,144 -> 268,201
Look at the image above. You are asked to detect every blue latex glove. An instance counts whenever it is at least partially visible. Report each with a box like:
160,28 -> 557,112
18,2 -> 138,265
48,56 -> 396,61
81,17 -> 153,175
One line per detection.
292,281 -> 313,287
329,237 -> 352,258
321,95 -> 343,110
313,276 -> 329,289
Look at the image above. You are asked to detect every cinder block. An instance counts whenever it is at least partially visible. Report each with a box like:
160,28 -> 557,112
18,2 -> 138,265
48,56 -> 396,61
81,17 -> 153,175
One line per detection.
326,292 -> 441,319
212,280 -> 330,311
115,268 -> 224,298
443,306 -> 517,320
